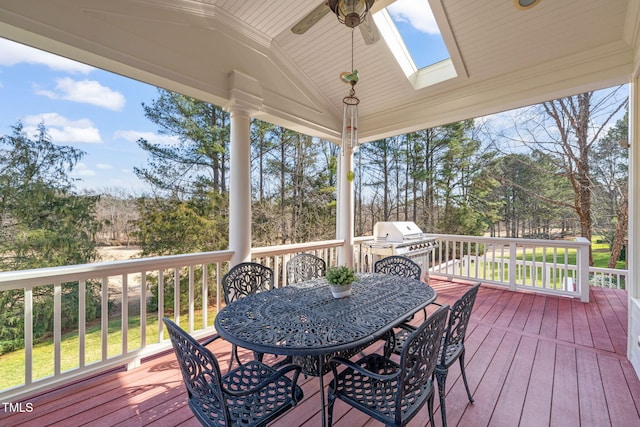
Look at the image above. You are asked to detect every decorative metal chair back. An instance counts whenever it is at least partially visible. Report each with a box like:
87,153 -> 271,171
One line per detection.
327,304 -> 449,427
374,255 -> 421,281
395,304 -> 448,421
439,283 -> 480,367
435,282 -> 481,427
164,317 -> 303,427
162,318 -> 230,426
222,262 -> 273,304
286,253 -> 326,284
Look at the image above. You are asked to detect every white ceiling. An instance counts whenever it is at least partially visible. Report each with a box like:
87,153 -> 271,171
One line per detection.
0,0 -> 637,143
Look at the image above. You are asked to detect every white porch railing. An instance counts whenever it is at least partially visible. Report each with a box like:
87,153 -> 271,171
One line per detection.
0,234 -> 627,402
358,235 -> 626,297
426,235 -> 593,301
0,250 -> 233,402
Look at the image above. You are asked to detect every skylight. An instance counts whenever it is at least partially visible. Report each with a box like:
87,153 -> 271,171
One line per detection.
385,0 -> 450,70
371,0 -> 460,89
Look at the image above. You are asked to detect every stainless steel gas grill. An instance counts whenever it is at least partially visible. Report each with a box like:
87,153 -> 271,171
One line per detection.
363,221 -> 438,274
366,221 -> 438,256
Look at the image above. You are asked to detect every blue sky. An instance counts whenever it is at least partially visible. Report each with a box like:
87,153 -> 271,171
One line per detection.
0,0 -> 448,195
0,37 -> 179,194
387,0 -> 450,68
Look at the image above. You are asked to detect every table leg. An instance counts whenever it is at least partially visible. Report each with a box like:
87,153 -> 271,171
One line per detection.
318,356 -> 326,427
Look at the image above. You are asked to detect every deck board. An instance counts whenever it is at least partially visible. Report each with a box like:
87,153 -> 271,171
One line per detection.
523,294 -> 546,335
551,345 -> 580,427
488,336 -> 537,427
591,289 -> 627,354
519,339 -> 555,427
2,279 -> 639,427
556,297 -> 575,343
585,294 -> 616,352
571,298 -> 593,347
494,291 -> 523,328
458,331 -> 519,426
576,349 -> 610,427
540,296 -> 559,340
506,292 -> 533,331
599,353 -> 640,425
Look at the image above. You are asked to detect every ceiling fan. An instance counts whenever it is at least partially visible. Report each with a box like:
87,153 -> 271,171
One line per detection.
291,0 -> 395,45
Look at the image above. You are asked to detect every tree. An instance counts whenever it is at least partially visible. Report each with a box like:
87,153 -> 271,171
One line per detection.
94,188 -> 139,246
433,120 -> 493,235
412,127 -> 450,231
258,127 -> 336,244
502,88 -> 628,264
590,112 -> 628,267
134,90 -> 230,254
357,138 -> 396,222
485,151 -> 573,238
133,193 -> 228,256
0,122 -> 101,353
135,89 -> 229,197
0,122 -> 100,268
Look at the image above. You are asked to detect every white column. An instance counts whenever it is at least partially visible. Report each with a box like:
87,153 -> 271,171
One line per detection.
337,145 -> 355,267
229,105 -> 252,266
628,76 -> 640,373
630,78 -> 639,300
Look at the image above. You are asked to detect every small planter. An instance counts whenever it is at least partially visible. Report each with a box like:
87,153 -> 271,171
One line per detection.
330,283 -> 352,298
326,266 -> 357,298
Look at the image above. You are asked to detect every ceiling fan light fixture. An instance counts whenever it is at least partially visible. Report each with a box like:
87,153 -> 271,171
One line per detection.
515,0 -> 541,10
329,0 -> 374,28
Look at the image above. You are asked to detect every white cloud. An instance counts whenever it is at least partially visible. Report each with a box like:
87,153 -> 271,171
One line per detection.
96,163 -> 113,170
387,0 -> 440,35
35,77 -> 125,111
70,162 -> 97,177
113,129 -> 181,146
0,38 -> 94,74
22,113 -> 102,144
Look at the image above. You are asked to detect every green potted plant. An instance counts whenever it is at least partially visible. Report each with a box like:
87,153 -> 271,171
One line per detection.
326,266 -> 357,298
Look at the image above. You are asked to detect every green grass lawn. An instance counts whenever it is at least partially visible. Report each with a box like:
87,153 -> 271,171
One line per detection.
0,309 -> 217,390
517,237 -> 626,269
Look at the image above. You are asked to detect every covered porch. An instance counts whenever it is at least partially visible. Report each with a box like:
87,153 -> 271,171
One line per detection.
1,0 -> 640,424
2,279 -> 637,426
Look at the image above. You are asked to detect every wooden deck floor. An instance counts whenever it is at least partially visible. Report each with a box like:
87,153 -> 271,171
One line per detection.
2,279 -> 639,426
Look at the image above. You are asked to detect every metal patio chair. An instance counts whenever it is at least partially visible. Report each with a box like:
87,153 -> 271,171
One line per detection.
163,318 -> 303,427
327,304 -> 449,427
375,255 -> 427,324
222,262 -> 274,368
286,253 -> 326,284
434,282 -> 480,427
385,282 -> 480,427
374,255 -> 422,280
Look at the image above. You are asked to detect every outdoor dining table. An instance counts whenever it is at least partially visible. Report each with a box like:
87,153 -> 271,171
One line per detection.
214,272 -> 437,427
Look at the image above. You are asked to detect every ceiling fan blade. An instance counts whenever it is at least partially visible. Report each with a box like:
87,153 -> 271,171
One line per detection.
291,2 -> 331,35
359,14 -> 381,45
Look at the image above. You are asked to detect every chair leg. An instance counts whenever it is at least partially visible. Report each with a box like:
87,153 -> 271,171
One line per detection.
327,389 -> 336,427
229,344 -> 242,370
435,367 -> 448,427
383,330 -> 395,358
427,392 -> 435,426
459,352 -> 474,403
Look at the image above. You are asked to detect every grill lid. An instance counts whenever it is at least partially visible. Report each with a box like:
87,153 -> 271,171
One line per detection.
373,221 -> 424,243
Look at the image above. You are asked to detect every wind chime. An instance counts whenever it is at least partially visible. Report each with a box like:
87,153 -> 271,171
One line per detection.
340,27 -> 360,155
331,0 -> 372,154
